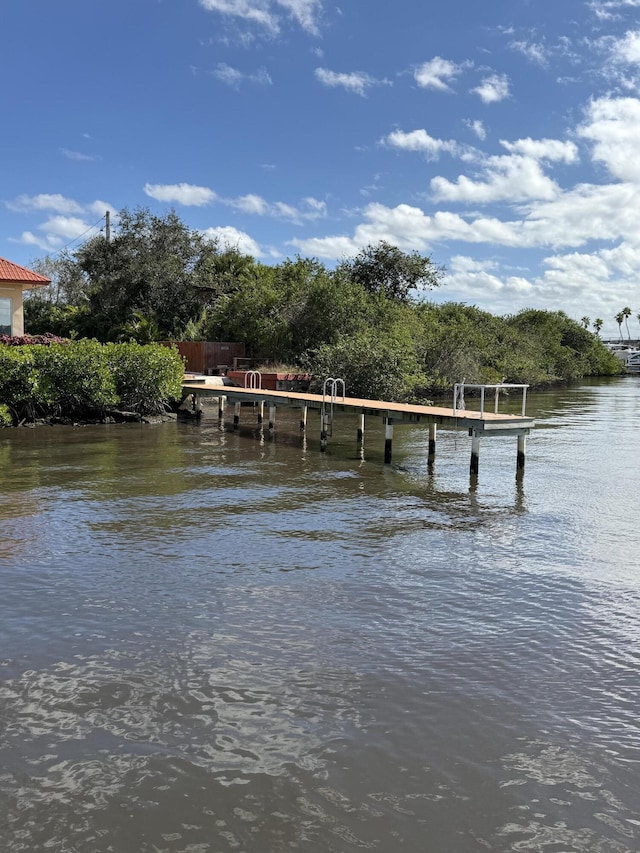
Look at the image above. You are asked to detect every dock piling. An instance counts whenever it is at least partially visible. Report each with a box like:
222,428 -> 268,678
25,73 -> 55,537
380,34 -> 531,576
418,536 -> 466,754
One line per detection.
517,434 -> 526,470
300,405 -> 308,432
357,412 -> 365,446
233,401 -> 241,429
384,417 -> 394,464
470,430 -> 481,475
428,423 -> 437,466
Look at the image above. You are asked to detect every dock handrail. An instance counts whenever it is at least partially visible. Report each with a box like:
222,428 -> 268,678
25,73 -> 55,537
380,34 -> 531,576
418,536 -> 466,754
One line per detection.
453,382 -> 529,417
321,377 -> 345,438
244,370 -> 262,390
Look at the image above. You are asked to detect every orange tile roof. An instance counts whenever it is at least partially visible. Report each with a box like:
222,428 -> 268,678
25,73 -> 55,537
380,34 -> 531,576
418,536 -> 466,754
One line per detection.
0,257 -> 51,286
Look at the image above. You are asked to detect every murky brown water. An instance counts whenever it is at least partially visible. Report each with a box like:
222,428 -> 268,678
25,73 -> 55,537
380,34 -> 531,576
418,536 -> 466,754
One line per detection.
1,378 -> 640,852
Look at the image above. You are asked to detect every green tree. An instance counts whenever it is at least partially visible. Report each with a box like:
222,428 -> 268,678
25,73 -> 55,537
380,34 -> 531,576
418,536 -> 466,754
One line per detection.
337,241 -> 443,303
593,318 -> 603,336
622,306 -> 632,340
580,316 -> 590,329
615,311 -> 625,341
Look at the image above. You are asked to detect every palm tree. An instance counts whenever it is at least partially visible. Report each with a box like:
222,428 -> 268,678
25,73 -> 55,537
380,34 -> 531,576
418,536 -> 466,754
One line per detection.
622,306 -> 632,340
580,316 -> 590,329
615,311 -> 625,341
593,318 -> 603,337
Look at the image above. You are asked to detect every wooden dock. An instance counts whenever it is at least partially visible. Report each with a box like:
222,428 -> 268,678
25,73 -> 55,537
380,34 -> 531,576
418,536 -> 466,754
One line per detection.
182,376 -> 535,475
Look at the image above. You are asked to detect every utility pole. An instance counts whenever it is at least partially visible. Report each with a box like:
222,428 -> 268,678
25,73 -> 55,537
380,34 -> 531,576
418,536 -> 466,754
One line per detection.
105,210 -> 111,243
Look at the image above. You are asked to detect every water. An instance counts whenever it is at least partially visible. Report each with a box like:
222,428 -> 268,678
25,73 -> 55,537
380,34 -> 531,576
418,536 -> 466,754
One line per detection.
1,378 -> 640,852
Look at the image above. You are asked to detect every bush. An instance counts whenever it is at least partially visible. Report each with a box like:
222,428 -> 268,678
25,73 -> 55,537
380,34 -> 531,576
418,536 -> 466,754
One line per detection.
0,347 -> 41,422
0,404 -> 13,427
105,342 -> 184,414
32,341 -> 119,418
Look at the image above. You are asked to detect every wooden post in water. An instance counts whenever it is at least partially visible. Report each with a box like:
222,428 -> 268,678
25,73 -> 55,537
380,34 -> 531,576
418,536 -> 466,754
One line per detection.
233,401 -> 241,429
428,423 -> 437,466
268,405 -> 276,433
218,395 -> 226,420
384,417 -> 394,464
517,434 -> 526,471
470,430 -> 481,475
357,412 -> 365,447
300,405 -> 307,432
257,400 -> 264,424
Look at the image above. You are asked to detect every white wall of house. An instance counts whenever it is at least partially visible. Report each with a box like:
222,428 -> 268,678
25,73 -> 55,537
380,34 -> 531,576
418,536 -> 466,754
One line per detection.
0,285 -> 24,336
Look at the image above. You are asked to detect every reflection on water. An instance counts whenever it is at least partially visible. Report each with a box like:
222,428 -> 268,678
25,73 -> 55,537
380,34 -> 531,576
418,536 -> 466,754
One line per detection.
1,378 -> 640,851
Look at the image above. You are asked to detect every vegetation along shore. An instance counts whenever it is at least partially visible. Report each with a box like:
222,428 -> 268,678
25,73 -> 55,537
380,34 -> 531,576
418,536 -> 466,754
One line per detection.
2,208 -> 623,425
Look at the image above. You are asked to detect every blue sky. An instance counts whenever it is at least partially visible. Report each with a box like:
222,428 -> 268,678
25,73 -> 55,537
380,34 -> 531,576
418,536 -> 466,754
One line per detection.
3,0 -> 640,335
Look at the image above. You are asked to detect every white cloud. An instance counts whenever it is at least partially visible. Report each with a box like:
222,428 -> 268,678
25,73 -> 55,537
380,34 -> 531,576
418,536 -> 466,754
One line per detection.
414,56 -> 465,92
501,138 -> 579,162
384,129 -> 459,160
314,67 -> 381,96
6,193 -> 85,215
590,0 -> 640,21
212,63 -> 272,87
472,73 -> 510,103
276,0 -> 322,35
198,0 -> 323,35
610,29 -> 640,64
200,226 -> 262,256
199,0 -> 278,32
143,183 -> 217,206
430,138 -> 578,204
59,148 -> 100,162
465,119 -> 486,140
509,40 -> 548,66
39,216 -> 98,241
227,193 -> 326,223
578,96 -> 640,180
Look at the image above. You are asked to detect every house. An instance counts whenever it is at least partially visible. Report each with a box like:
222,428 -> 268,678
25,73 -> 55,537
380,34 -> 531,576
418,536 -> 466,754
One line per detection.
0,257 -> 51,337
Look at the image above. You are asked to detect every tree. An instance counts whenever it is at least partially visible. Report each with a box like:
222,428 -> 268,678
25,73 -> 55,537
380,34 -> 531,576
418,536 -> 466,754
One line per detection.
622,306 -> 632,340
68,207 -> 230,340
337,241 -> 443,303
580,316 -> 590,329
615,311 -> 624,340
593,318 -> 603,337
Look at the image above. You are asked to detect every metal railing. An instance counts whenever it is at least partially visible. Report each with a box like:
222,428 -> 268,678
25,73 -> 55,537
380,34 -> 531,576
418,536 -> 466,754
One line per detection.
321,377 -> 345,438
244,370 -> 262,390
453,382 -> 529,417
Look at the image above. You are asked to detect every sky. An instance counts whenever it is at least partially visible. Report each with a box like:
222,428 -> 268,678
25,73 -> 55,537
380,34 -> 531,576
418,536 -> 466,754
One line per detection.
3,0 -> 640,336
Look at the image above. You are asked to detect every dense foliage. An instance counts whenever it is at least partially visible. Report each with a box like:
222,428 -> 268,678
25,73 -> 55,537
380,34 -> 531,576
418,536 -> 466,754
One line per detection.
0,341 -> 184,424
23,207 -> 621,403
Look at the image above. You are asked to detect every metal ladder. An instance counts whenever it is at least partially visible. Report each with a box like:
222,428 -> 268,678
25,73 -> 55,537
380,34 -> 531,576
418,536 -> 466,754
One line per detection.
321,377 -> 345,438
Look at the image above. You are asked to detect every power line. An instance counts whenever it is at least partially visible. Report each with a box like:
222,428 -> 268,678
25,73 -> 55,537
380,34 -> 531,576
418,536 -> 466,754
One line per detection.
48,214 -> 109,257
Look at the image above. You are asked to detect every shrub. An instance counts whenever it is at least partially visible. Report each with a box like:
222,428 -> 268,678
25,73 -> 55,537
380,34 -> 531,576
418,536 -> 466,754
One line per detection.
0,404 -> 13,427
0,347 -> 41,421
32,341 -> 118,418
104,342 -> 184,414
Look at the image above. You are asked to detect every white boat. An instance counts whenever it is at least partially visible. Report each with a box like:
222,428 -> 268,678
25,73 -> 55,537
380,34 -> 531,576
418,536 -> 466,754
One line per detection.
605,343 -> 640,366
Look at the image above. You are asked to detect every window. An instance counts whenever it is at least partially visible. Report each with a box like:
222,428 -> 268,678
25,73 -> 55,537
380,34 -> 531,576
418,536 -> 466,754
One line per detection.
0,297 -> 11,336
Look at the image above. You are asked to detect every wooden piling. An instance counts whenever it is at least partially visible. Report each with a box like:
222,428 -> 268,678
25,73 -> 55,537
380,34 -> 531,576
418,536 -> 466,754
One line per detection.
357,412 -> 365,446
300,405 -> 307,432
517,434 -> 526,470
268,405 -> 276,432
233,401 -> 241,429
257,400 -> 264,424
